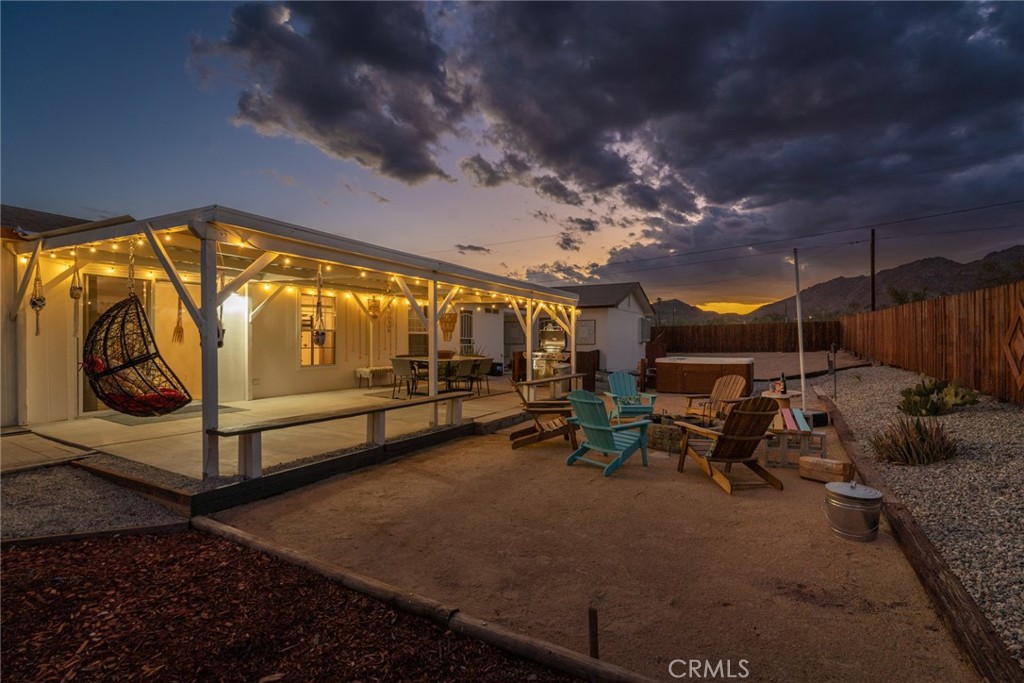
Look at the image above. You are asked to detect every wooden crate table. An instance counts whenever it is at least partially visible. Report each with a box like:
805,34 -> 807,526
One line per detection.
764,406 -> 826,467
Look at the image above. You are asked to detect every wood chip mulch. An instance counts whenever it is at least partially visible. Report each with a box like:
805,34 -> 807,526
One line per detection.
1,530 -> 582,683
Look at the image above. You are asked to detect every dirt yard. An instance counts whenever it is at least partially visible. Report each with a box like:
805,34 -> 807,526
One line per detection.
212,429 -> 977,683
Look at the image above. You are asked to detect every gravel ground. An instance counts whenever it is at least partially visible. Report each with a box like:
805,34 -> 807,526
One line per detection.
810,365 -> 1024,667
0,467 -> 185,538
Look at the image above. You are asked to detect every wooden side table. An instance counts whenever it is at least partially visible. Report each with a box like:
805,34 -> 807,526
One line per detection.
760,390 -> 800,411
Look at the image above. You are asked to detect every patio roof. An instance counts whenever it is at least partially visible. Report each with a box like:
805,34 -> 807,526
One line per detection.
6,205 -> 578,308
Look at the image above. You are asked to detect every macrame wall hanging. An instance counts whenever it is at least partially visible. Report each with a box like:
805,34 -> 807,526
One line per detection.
81,241 -> 191,417
29,265 -> 45,336
312,264 -> 327,347
69,250 -> 83,338
440,308 -> 458,341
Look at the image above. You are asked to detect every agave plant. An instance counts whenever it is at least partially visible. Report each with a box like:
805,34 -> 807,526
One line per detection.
868,416 -> 958,466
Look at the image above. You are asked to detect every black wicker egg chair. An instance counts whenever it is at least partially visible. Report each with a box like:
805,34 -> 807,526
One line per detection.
82,293 -> 192,417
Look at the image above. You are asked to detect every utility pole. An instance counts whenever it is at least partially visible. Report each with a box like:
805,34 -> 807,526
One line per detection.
870,229 -> 876,311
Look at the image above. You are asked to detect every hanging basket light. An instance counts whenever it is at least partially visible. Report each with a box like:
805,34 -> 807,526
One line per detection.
440,309 -> 458,341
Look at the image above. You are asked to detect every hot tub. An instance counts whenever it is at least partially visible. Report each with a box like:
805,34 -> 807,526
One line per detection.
654,356 -> 754,394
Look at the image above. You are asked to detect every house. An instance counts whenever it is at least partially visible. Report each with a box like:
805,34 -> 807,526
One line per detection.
1,204 -> 578,477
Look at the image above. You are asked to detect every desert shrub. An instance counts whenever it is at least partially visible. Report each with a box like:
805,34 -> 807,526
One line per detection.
868,416 -> 958,465
898,375 -> 978,416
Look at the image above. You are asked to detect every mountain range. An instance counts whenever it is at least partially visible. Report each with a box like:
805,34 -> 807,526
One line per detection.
652,245 -> 1024,324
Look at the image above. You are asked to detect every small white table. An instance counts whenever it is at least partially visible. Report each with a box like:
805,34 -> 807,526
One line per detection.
356,366 -> 393,388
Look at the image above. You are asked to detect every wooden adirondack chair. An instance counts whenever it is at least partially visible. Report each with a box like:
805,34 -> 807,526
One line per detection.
605,371 -> 657,424
508,379 -> 579,450
566,389 -> 649,477
679,374 -> 748,422
676,395 -> 782,494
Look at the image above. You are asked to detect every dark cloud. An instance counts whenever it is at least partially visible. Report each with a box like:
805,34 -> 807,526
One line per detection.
195,2 -> 464,183
532,175 -> 583,206
196,2 -> 1024,300
557,231 -> 583,251
563,217 -> 599,234
455,243 -> 491,255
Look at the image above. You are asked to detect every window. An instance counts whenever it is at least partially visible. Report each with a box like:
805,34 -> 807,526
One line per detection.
459,310 -> 474,355
408,308 -> 428,356
300,294 -> 336,366
639,317 -> 652,343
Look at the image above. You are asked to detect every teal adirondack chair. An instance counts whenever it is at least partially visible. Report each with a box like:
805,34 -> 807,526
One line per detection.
566,390 -> 649,477
605,371 -> 657,423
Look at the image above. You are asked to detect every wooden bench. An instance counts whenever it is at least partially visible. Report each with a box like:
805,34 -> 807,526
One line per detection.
207,392 -> 471,479
515,372 -> 587,402
765,407 -> 827,467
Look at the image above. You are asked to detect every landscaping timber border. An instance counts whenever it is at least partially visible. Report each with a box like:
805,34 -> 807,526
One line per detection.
821,393 -> 1024,683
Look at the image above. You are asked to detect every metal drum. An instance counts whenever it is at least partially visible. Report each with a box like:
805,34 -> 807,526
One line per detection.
825,481 -> 883,541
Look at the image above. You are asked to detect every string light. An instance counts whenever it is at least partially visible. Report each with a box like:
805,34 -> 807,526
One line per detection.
89,246 -> 97,253
49,252 -> 56,258
112,243 -> 119,250
19,256 -> 27,264
164,235 -> 171,242
262,283 -> 271,291
325,265 -> 332,271
284,257 -> 292,265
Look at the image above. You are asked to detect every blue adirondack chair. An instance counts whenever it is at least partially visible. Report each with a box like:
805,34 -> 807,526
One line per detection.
566,390 -> 650,477
605,371 -> 657,423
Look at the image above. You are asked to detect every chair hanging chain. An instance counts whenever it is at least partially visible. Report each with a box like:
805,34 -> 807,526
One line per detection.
313,264 -> 326,346
127,241 -> 136,295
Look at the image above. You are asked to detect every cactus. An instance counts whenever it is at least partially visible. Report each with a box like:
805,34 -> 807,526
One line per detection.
898,375 -> 978,416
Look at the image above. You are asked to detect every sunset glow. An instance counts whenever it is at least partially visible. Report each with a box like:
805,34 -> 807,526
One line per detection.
697,302 -> 764,315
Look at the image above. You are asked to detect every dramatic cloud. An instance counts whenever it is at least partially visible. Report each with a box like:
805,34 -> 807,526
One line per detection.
194,2 -> 465,183
197,2 -> 1024,300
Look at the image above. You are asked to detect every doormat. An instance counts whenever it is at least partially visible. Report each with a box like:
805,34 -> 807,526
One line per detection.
97,404 -> 246,426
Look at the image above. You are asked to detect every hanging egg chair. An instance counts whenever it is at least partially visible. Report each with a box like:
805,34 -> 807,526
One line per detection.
81,244 -> 191,417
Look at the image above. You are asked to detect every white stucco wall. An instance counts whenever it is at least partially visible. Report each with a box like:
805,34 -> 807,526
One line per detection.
249,288 -> 411,399
575,292 -> 649,372
20,258 -> 76,424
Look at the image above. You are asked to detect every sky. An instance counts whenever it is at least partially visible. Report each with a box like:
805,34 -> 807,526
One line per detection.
2,2 -> 1022,314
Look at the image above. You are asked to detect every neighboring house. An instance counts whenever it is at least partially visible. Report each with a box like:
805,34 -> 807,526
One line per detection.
554,282 -> 654,373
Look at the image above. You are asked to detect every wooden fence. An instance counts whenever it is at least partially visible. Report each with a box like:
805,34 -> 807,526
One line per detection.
840,281 -> 1024,404
652,321 -> 841,353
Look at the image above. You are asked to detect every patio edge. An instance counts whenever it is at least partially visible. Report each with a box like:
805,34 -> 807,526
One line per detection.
193,516 -> 659,683
820,393 -> 1024,683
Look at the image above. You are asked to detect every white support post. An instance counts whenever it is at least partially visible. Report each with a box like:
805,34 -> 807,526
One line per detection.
427,279 -> 439,425
199,234 -> 220,478
570,307 -> 578,374
525,299 -> 535,399
367,412 -> 386,445
238,434 -> 262,479
447,396 -> 463,426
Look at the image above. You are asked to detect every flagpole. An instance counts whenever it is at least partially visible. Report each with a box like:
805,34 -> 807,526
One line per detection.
793,248 -> 807,411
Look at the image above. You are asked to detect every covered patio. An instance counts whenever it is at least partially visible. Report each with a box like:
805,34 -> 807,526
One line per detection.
3,206 -> 578,479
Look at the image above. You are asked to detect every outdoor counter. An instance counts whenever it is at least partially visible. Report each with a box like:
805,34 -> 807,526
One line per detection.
655,356 -> 754,394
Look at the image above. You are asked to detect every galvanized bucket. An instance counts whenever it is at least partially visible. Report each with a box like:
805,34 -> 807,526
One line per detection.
825,481 -> 882,541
